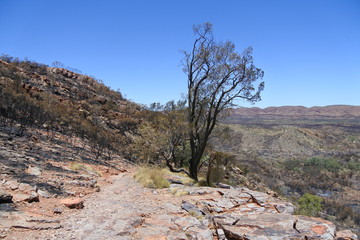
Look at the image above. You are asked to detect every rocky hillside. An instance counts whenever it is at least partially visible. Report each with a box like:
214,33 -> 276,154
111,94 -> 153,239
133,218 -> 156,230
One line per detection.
0,57 -> 141,159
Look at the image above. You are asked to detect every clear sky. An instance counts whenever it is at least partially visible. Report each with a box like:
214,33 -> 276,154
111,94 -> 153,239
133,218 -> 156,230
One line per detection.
0,0 -> 359,108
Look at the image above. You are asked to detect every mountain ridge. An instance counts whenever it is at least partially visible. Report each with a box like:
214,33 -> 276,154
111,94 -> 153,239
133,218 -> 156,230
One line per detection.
231,105 -> 360,118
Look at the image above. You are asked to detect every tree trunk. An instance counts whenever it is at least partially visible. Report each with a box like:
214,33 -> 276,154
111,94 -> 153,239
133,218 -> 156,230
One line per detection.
189,159 -> 198,181
188,128 -> 212,181
206,157 -> 213,186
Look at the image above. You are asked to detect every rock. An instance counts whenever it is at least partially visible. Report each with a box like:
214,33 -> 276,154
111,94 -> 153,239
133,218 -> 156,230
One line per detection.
183,186 -> 338,240
172,216 -> 201,231
336,229 -> 358,240
13,191 -> 39,203
18,183 -> 34,193
244,190 -> 274,204
266,190 -> 278,197
4,180 -> 19,190
0,190 -> 13,203
296,215 -> 336,239
170,232 -> 188,240
215,213 -> 336,240
217,228 -> 227,240
37,189 -> 51,198
181,201 -> 204,218
217,183 -> 232,189
65,190 -> 76,196
26,166 -> 42,176
66,179 -> 97,187
274,202 -> 295,214
167,178 -> 183,185
24,191 -> 40,203
53,207 -> 63,214
186,226 -> 213,240
60,198 -> 84,209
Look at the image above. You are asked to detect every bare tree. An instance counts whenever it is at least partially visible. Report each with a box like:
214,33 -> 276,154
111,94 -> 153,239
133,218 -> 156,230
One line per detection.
183,23 -> 264,180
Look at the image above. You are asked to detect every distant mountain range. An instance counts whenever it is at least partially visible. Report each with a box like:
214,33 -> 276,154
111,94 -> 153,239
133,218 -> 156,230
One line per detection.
228,105 -> 360,123
232,105 -> 360,117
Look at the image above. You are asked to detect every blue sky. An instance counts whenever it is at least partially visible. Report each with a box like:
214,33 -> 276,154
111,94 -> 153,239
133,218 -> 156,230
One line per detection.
0,0 -> 359,108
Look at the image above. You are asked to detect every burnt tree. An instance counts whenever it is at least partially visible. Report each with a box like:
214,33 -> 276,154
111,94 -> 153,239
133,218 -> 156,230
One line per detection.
183,23 -> 264,180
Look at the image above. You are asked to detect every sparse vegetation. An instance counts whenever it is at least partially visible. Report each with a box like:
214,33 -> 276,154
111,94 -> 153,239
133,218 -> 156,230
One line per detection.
0,55 -> 140,160
212,122 -> 360,235
170,188 -> 190,196
134,167 -> 170,189
68,162 -> 101,176
131,100 -> 190,174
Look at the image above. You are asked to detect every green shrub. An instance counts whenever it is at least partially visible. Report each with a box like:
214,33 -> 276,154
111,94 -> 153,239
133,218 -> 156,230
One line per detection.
283,159 -> 302,171
345,161 -> 360,171
304,157 -> 341,173
296,193 -> 323,217
134,167 -> 170,189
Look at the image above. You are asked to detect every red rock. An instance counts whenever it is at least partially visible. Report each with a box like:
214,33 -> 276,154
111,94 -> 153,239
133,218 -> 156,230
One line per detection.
143,236 -> 167,240
336,230 -> 358,240
60,198 -> 84,209
311,225 -> 328,235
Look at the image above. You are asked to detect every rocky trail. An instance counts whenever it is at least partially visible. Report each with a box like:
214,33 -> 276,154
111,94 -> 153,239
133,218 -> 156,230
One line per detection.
2,169 -> 211,240
2,167 -> 358,240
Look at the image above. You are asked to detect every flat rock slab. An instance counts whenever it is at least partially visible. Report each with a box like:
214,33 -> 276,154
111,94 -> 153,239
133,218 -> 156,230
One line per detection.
12,191 -> 39,203
215,213 -> 336,240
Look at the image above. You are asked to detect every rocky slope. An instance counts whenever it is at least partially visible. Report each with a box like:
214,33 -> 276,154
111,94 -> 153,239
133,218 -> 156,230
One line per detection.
0,58 -> 141,160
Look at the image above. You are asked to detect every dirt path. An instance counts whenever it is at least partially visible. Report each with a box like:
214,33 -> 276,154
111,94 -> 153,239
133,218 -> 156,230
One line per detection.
5,170 -> 210,240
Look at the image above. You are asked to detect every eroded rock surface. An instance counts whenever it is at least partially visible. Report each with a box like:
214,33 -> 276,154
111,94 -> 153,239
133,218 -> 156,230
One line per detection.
2,172 -> 357,240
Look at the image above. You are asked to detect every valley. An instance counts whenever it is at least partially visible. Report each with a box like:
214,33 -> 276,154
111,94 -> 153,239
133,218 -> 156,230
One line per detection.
214,107 -> 360,235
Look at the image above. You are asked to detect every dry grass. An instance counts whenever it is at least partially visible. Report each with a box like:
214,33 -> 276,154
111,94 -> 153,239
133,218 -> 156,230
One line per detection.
161,169 -> 196,186
134,167 -> 170,189
68,162 -> 101,176
170,188 -> 189,196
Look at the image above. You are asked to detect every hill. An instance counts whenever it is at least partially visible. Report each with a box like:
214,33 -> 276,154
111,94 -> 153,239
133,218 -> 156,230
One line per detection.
227,105 -> 360,125
0,57 -> 141,159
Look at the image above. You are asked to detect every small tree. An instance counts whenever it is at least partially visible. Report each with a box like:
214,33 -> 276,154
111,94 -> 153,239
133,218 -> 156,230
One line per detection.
296,193 -> 323,217
183,23 -> 264,180
206,151 -> 236,186
132,100 -> 189,174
